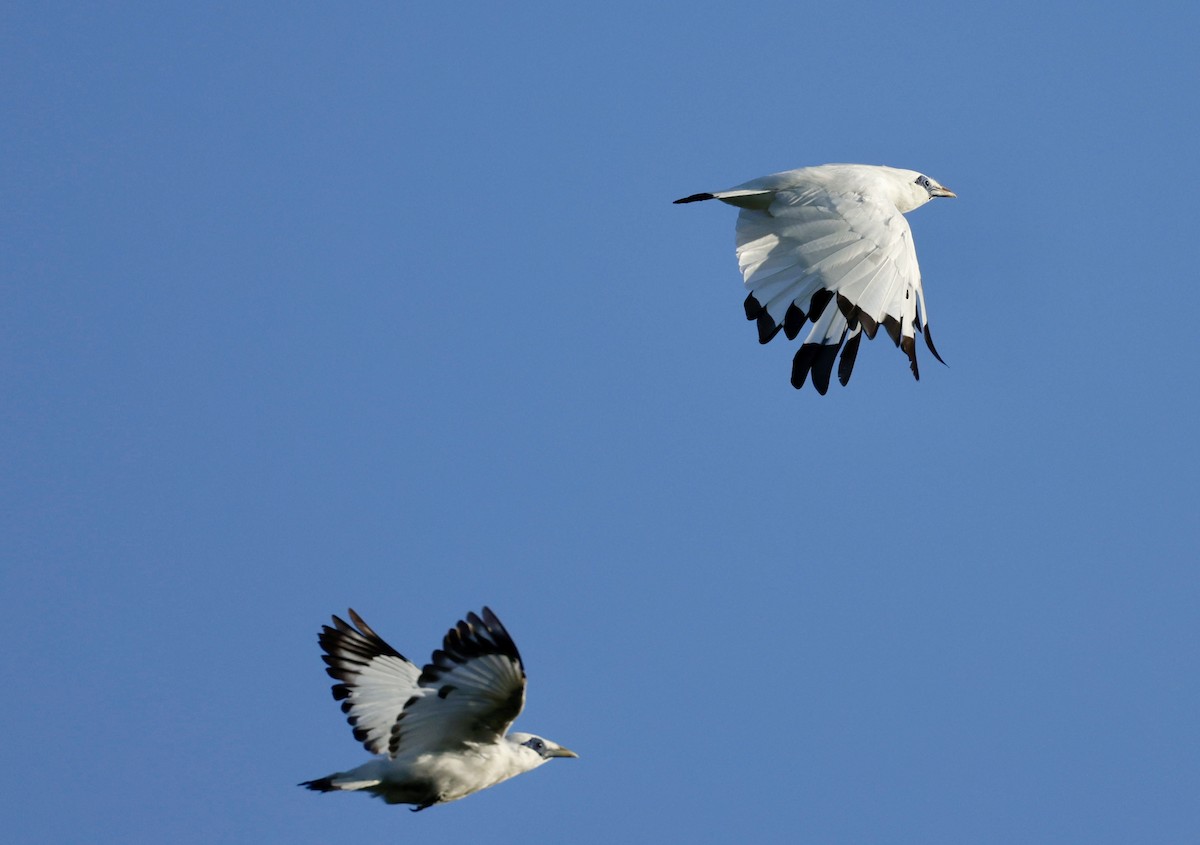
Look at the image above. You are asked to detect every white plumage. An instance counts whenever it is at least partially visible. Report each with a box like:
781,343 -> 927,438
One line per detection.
300,608 -> 576,811
675,164 -> 956,393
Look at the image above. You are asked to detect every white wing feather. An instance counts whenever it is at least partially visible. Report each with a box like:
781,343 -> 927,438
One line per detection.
677,164 -> 951,392
318,609 -> 526,759
319,611 -> 422,756
738,192 -> 922,339
392,647 -> 526,756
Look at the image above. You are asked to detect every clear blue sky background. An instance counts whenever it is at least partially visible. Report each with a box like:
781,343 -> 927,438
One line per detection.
4,3 -> 1198,843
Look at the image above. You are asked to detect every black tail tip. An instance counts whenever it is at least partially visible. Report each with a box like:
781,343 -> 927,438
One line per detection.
300,777 -> 336,792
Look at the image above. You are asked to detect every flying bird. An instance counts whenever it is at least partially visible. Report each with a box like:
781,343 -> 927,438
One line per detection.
300,607 -> 576,810
675,164 -> 956,393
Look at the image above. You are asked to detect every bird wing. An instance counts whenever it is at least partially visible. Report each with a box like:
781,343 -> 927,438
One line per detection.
318,610 -> 423,756
736,188 -> 943,393
387,608 -> 527,757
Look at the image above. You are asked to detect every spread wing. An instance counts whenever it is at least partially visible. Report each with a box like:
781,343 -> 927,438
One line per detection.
387,608 -> 527,757
318,609 -> 422,756
735,189 -> 944,393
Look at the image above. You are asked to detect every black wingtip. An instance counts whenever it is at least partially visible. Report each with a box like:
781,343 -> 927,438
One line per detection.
756,311 -> 782,344
791,344 -> 818,391
837,331 -> 863,386
423,607 -> 524,685
743,293 -> 763,321
901,335 -> 920,381
346,608 -> 379,640
807,289 -> 833,323
783,302 -> 807,340
810,343 -> 840,395
924,324 -> 947,366
834,293 -> 861,330
673,192 -> 715,204
882,315 -> 902,347
858,310 -> 878,339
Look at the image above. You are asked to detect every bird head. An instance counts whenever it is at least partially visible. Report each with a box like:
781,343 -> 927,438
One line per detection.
884,169 -> 955,213
511,732 -> 579,761
915,172 -> 956,199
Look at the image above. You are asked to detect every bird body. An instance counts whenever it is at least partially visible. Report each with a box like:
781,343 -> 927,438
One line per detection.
675,164 -> 955,393
305,734 -> 555,806
301,608 -> 576,810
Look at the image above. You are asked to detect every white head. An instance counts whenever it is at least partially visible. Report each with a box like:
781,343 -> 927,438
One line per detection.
509,731 -> 579,767
889,168 -> 956,213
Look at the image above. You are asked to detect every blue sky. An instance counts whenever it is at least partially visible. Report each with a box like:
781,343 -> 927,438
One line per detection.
3,2 -> 1198,842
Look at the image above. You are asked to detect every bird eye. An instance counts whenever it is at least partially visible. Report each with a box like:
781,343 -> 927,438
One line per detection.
917,176 -> 930,188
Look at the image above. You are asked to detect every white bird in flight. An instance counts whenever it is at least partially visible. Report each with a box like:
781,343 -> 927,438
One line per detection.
675,164 -> 956,393
300,608 -> 576,810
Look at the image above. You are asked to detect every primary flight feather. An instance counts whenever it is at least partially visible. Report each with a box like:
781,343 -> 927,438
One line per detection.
675,164 -> 956,393
300,608 -> 576,811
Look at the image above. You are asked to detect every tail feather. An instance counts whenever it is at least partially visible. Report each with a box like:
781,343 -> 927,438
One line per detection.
300,774 -> 383,793
300,776 -> 337,792
675,188 -> 775,209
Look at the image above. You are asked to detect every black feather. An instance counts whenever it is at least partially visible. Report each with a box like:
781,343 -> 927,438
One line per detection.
924,324 -> 946,365
808,289 -> 833,322
783,302 -> 807,340
882,315 -> 902,347
858,310 -> 878,339
299,777 -> 337,793
838,331 -> 863,386
791,344 -> 819,390
901,335 -> 919,380
756,311 -> 782,344
810,335 -> 844,395
835,293 -> 861,330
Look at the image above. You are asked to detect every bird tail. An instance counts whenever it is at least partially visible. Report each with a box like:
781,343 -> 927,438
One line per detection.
673,188 -> 775,209
299,774 -> 382,793
299,776 -> 338,792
